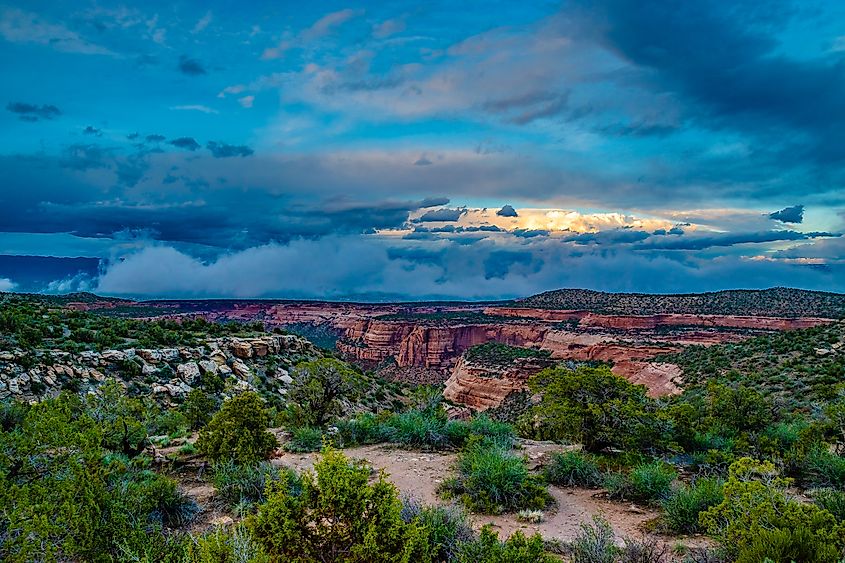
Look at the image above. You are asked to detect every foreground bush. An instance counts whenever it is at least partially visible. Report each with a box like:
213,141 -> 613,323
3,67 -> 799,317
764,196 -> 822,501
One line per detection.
400,500 -> 474,562
811,487 -> 845,521
249,448 -> 428,562
455,527 -> 554,563
284,426 -> 323,453
187,526 -> 270,563
700,458 -> 845,560
545,450 -> 602,487
440,437 -> 551,514
570,517 -> 617,563
604,460 -> 676,504
197,392 -> 278,464
660,477 -> 724,533
212,460 -> 298,512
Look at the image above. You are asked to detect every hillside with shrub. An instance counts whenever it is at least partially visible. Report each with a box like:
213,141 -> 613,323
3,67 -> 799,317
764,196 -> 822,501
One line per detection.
517,287 -> 845,317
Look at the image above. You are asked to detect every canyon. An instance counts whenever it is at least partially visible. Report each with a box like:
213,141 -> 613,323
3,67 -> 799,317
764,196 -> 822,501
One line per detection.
74,290 -> 839,411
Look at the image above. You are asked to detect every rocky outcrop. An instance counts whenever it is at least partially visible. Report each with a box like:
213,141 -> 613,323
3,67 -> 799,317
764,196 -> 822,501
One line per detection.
484,307 -> 834,331
443,340 -> 682,411
0,335 -> 319,405
443,355 -> 555,411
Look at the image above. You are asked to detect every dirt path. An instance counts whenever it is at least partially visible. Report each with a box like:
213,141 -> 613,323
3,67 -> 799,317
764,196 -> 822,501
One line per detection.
272,442 -> 705,547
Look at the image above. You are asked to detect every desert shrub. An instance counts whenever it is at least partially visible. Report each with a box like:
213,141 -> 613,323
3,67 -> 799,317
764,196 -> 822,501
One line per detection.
523,365 -> 662,453
181,389 -> 218,430
735,527 -> 843,563
811,488 -> 845,521
114,528 -> 190,563
440,437 -> 551,514
179,442 -> 197,455
212,460 -> 298,510
0,399 -> 27,431
196,392 -> 278,464
384,409 -> 450,449
627,461 -> 677,503
187,525 -> 270,563
401,500 -> 474,562
660,477 -> 724,533
619,535 -> 670,563
570,516 -> 618,563
152,408 -> 190,437
455,526 -> 555,563
793,446 -> 845,488
602,471 -> 632,500
699,457 -> 845,558
284,358 -> 365,428
284,426 -> 323,453
248,448 -> 429,562
464,415 -> 515,447
335,412 -> 388,446
545,450 -> 602,487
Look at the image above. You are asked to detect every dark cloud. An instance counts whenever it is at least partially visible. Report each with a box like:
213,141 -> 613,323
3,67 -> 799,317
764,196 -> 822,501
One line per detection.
60,144 -> 111,171
206,141 -> 254,158
178,55 -> 207,76
482,91 -> 569,125
581,0 -> 845,164
126,133 -> 140,141
414,156 -> 433,166
497,204 -> 518,217
634,230 -> 834,251
513,228 -> 549,238
145,134 -> 166,143
83,126 -> 102,136
6,102 -> 61,121
419,197 -> 450,208
483,250 -> 536,279
415,207 -> 467,222
169,137 -> 201,151
769,205 -> 804,223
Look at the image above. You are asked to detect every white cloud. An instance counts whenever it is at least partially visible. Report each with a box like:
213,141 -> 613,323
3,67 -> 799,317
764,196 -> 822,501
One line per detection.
0,278 -> 16,292
192,11 -> 213,34
238,95 -> 255,108
169,105 -> 219,114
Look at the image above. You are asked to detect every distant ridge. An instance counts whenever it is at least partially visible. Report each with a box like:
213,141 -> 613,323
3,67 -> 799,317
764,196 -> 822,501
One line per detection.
516,287 -> 845,318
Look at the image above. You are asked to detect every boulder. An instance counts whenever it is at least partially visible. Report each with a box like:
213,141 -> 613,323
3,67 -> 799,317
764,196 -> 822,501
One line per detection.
176,362 -> 201,384
198,359 -> 218,376
231,341 -> 253,359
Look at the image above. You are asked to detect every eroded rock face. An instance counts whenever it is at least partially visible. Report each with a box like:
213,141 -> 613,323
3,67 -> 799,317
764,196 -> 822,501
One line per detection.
443,355 -> 555,411
0,335 -> 320,405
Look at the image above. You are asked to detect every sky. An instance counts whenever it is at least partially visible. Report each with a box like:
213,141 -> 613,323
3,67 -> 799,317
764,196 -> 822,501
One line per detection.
1,0 -> 844,300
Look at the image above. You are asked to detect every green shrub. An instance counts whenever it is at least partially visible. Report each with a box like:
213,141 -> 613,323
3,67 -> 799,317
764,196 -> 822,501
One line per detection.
465,415 -> 515,447
440,437 -> 551,514
602,471 -> 632,500
212,460 -> 297,510
196,392 -> 278,464
794,447 -> 845,489
187,525 -> 270,563
181,389 -> 218,430
401,500 -> 474,562
700,458 -> 845,558
735,527 -> 843,563
335,412 -> 388,446
811,488 -> 845,521
545,451 -> 602,487
248,448 -> 428,562
284,358 -> 365,428
284,426 -> 323,453
523,365 -> 662,453
455,526 -> 555,563
627,461 -> 677,503
660,477 -> 724,533
570,516 -> 618,563
384,409 -> 450,450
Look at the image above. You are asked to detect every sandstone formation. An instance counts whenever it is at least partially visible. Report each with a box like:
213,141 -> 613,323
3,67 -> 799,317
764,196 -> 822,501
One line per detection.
0,334 -> 319,405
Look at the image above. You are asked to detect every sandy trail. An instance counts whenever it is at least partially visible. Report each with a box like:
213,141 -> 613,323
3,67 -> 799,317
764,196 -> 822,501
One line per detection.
272,442 -> 704,547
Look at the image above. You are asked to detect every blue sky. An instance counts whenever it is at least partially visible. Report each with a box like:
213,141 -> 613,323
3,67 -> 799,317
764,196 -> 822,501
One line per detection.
0,0 -> 844,299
